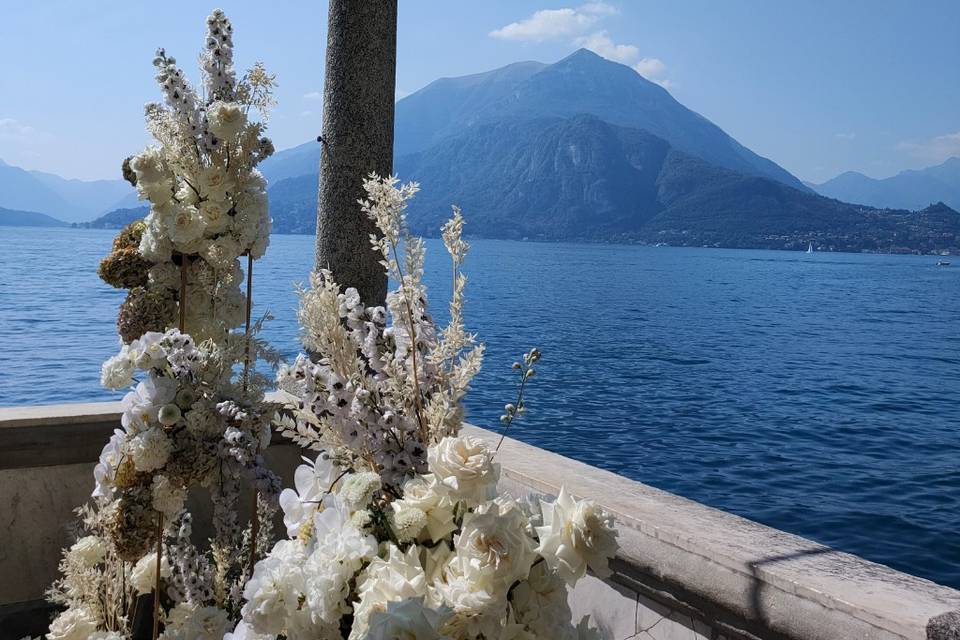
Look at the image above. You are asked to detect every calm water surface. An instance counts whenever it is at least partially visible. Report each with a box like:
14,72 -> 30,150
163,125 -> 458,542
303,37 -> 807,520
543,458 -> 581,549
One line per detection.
1,227 -> 958,587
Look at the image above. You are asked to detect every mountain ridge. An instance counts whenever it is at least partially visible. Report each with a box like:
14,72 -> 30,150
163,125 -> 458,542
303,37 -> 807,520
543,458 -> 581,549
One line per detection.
812,157 -> 960,211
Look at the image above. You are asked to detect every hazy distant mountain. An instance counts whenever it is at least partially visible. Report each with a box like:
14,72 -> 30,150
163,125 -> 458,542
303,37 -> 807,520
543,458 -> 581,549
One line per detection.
0,205 -> 68,227
79,205 -> 149,229
260,50 -> 807,192
812,158 -> 960,211
262,115 -> 960,252
0,158 -> 133,222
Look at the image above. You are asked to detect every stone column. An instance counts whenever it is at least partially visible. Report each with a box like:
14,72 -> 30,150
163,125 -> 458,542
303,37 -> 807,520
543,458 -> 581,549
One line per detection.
315,0 -> 397,306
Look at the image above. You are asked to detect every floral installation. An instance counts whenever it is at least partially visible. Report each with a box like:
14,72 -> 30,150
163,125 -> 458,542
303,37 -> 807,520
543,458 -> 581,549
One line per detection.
46,10 -> 283,639
232,176 -> 620,639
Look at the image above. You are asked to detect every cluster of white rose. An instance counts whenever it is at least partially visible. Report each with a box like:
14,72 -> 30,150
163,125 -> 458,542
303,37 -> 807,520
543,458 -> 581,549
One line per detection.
250,177 -> 619,639
231,434 -> 617,640
127,8 -> 275,343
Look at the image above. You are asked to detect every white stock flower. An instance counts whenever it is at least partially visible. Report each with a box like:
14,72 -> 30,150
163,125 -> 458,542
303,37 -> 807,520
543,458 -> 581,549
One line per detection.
159,603 -> 229,640
67,535 -> 106,567
366,597 -> 452,640
535,487 -> 619,585
394,474 -> 457,541
128,426 -> 172,472
130,551 -> 172,595
46,606 -> 98,640
207,101 -> 247,140
428,436 -> 499,505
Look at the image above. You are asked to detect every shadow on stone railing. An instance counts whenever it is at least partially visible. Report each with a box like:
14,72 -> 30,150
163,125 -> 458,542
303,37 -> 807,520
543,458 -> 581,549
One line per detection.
1,402 -> 959,640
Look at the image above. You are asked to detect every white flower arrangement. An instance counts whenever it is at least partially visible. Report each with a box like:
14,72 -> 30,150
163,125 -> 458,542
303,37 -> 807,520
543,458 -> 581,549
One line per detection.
240,176 -> 620,639
47,10 -> 284,639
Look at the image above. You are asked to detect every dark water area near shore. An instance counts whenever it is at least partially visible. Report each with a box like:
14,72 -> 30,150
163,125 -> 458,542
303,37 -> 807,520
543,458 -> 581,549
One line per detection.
2,226 -> 958,587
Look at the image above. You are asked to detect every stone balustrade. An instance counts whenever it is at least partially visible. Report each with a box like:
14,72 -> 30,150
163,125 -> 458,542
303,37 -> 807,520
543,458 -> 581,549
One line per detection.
1,401 -> 958,640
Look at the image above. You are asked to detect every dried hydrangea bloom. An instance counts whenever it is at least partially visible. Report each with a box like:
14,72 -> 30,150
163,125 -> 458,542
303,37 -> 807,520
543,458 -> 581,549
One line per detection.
117,286 -> 176,343
98,247 -> 151,289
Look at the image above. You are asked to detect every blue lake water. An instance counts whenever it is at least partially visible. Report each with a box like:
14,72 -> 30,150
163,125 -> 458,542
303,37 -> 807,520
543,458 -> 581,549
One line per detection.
1,226 -> 958,587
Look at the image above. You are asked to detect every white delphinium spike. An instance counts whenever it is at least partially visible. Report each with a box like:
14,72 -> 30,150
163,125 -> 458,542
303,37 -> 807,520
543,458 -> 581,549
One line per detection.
201,9 -> 236,101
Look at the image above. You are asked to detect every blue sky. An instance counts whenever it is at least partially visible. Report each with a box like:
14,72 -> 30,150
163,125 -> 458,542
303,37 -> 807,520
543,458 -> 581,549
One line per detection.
1,1 -> 957,183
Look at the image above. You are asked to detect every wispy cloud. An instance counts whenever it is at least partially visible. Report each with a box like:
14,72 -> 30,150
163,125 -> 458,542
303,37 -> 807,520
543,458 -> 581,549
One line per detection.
0,117 -> 37,140
303,91 -> 323,101
491,4 -> 673,88
897,131 -> 960,163
835,132 -> 856,140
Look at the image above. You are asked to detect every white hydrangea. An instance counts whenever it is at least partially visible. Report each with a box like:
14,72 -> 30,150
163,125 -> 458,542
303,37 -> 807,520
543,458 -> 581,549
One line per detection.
241,539 -> 308,637
151,474 -> 187,519
131,550 -> 173,595
46,606 -> 98,640
67,535 -> 106,568
128,426 -> 172,472
100,350 -> 135,389
428,436 -> 499,505
535,487 -> 619,585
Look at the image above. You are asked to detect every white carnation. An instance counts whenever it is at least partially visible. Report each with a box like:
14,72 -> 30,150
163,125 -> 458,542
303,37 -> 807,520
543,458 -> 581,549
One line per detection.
131,551 -> 172,595
46,606 -> 98,640
535,487 -> 618,585
67,535 -> 106,568
428,436 -> 499,505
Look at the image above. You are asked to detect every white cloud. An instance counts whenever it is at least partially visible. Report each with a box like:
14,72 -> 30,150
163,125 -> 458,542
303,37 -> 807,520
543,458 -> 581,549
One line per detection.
634,57 -> 666,78
835,132 -> 856,140
491,5 -> 673,88
489,3 -> 616,42
897,131 -> 960,163
303,91 -> 323,101
574,31 -> 638,63
0,118 -> 37,140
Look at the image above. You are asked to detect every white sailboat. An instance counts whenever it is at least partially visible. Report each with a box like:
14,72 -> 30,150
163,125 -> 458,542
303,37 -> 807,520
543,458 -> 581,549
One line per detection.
806,242 -> 814,253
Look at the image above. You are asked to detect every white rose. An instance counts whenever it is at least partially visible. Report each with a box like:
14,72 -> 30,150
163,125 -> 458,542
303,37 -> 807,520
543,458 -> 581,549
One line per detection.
166,204 -> 206,245
351,545 -> 427,639
509,561 -> 574,639
366,597 -> 452,640
68,535 -> 107,567
131,550 -> 172,595
130,147 -> 174,204
428,436 -> 499,505
395,474 -> 457,542
535,487 -> 618,585
47,606 -> 98,640
200,234 -> 240,270
207,101 -> 247,140
199,199 -> 231,236
452,498 -> 536,590
199,167 -> 233,201
148,263 -> 180,290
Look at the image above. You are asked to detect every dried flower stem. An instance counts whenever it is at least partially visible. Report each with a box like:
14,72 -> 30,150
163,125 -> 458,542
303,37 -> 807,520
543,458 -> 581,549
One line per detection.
389,241 -> 427,442
152,512 -> 162,640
